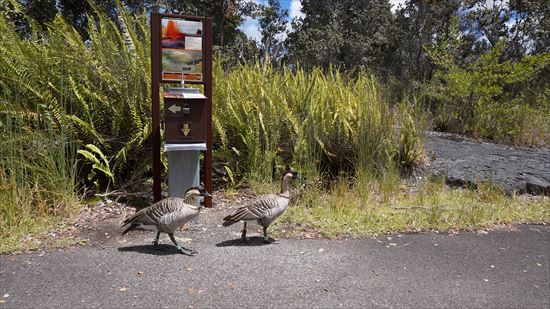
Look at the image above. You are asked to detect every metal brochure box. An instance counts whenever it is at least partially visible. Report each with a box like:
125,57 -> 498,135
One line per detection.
164,89 -> 207,143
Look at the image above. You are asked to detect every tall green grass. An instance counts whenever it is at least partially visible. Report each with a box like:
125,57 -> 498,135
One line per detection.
0,6 -> 152,188
213,62 -> 426,186
0,96 -> 77,250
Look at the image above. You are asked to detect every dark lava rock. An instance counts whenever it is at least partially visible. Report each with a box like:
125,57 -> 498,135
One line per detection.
425,132 -> 550,195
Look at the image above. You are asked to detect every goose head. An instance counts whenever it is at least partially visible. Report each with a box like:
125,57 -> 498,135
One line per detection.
282,167 -> 300,181
184,185 -> 211,206
280,168 -> 299,194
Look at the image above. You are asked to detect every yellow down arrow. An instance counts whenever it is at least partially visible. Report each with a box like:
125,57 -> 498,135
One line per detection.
181,123 -> 191,136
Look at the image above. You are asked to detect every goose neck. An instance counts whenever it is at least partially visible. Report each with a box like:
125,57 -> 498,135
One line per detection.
280,181 -> 292,196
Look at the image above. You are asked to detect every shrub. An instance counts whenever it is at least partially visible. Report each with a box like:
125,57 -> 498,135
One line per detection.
426,36 -> 550,147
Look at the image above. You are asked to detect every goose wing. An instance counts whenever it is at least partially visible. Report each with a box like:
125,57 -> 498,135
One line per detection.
222,194 -> 280,226
123,197 -> 183,227
157,203 -> 199,232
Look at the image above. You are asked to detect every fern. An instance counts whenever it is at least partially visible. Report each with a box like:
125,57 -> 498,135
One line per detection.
77,144 -> 114,184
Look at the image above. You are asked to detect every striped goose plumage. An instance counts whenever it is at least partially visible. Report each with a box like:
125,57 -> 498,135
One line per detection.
121,186 -> 210,255
222,169 -> 299,243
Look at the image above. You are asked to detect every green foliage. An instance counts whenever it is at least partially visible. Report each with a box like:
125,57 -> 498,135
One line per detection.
426,33 -> 550,146
77,144 -> 115,187
0,4 -> 152,188
0,3 -> 151,243
213,60 -> 426,185
285,0 -> 550,147
0,97 -> 78,244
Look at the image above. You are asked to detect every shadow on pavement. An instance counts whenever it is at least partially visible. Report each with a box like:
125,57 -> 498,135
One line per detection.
216,236 -> 277,247
117,244 -> 181,255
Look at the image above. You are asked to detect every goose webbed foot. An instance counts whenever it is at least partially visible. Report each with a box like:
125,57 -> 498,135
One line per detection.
168,233 -> 197,256
176,246 -> 198,255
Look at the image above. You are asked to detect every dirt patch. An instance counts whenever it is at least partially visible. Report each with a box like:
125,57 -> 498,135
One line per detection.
11,189 -> 269,253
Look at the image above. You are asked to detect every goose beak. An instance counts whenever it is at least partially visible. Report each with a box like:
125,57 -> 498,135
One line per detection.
203,190 -> 211,197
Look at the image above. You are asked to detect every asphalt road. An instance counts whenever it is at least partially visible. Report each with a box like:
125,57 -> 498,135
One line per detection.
1,223 -> 548,308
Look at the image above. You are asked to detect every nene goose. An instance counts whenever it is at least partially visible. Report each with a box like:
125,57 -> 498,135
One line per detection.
222,169 -> 299,243
122,186 -> 210,255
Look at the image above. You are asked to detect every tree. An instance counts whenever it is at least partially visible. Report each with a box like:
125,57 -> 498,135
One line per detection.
3,0 -> 118,37
392,0 -> 461,83
286,0 -> 345,70
286,0 -> 395,75
460,0 -> 550,61
257,0 -> 288,65
21,0 -> 57,25
58,0 -> 118,37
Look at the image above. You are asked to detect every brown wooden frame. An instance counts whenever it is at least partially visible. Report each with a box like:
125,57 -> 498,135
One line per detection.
151,12 -> 213,207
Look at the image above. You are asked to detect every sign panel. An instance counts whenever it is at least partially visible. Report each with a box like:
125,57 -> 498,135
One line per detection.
161,17 -> 204,82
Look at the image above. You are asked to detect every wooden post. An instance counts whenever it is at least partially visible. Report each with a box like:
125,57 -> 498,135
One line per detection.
151,12 -> 162,203
203,17 -> 213,207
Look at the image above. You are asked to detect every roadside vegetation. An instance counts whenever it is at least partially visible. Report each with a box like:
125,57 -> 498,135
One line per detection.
0,4 -> 151,252
275,178 -> 549,238
1,2 -> 548,253
213,61 -> 425,185
424,23 -> 550,147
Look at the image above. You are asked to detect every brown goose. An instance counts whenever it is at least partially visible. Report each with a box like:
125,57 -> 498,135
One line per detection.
122,186 -> 210,255
222,169 -> 299,243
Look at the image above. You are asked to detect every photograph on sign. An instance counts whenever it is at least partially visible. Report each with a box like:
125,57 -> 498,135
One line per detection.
162,49 -> 203,81
185,36 -> 202,50
161,18 -> 202,49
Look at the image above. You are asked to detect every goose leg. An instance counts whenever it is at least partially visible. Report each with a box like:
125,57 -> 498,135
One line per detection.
263,226 -> 271,243
168,233 -> 197,255
241,222 -> 248,244
152,231 -> 161,246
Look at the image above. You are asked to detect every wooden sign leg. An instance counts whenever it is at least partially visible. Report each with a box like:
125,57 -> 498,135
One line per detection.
204,17 -> 213,207
151,12 -> 162,202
